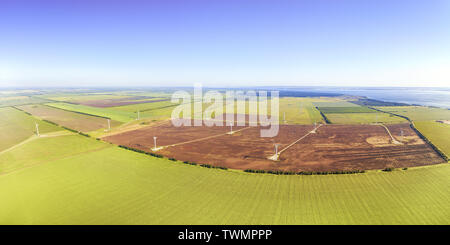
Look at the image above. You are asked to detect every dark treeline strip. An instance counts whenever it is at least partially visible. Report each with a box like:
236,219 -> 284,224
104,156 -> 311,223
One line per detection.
44,104 -> 111,120
117,145 -> 230,171
351,98 -> 409,106
139,104 -> 179,112
368,107 -> 411,122
118,145 -> 163,158
410,124 -> 448,161
11,106 -> 32,115
244,169 -> 366,175
315,107 -> 331,124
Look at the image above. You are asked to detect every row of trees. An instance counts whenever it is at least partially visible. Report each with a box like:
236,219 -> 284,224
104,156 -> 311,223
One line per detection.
244,169 -> 366,175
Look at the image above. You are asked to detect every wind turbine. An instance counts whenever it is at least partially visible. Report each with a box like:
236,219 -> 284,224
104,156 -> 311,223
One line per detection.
35,122 -> 40,136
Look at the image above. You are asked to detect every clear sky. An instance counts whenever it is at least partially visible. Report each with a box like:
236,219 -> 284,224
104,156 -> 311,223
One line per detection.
1,0 -> 449,87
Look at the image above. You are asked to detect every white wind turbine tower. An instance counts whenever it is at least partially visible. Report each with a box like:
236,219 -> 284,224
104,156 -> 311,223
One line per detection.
107,119 -> 111,131
227,122 -> 234,135
137,110 -> 140,120
268,143 -> 281,161
35,122 -> 40,137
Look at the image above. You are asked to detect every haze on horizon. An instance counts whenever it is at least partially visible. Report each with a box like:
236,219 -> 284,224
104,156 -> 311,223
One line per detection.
1,0 -> 449,88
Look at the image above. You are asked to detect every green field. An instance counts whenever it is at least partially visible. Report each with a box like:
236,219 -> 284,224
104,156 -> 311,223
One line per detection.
0,134 -> 107,175
318,106 -> 375,113
0,107 -> 62,151
279,98 -> 324,124
110,100 -> 177,113
414,121 -> 450,158
46,102 -> 136,122
0,96 -> 51,107
313,101 -> 360,107
110,100 -> 178,121
375,106 -> 450,121
0,135 -> 448,224
325,112 -> 407,124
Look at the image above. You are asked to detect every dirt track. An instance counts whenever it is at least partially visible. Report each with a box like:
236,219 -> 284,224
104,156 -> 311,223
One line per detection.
103,123 -> 444,171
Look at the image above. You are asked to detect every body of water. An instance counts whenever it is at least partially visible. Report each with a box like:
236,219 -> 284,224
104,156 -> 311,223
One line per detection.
274,87 -> 450,109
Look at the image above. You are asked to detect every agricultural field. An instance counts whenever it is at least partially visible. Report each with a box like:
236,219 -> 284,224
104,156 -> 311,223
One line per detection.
317,106 -> 375,114
375,106 -> 450,121
414,121 -> 450,158
313,100 -> 361,107
0,90 -> 448,225
0,138 -> 448,224
45,102 -> 137,122
0,96 -> 51,107
0,134 -> 108,175
17,104 -> 122,132
325,112 -> 407,124
313,100 -> 409,124
0,107 -> 62,151
104,123 -> 442,172
39,93 -> 131,102
278,98 -> 324,124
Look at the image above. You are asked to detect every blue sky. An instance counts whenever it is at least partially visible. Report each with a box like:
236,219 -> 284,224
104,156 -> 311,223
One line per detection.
1,0 -> 449,87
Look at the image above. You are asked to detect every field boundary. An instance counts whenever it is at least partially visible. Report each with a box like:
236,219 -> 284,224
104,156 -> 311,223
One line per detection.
315,107 -> 331,124
371,106 -> 448,161
44,103 -> 111,120
13,106 -> 94,138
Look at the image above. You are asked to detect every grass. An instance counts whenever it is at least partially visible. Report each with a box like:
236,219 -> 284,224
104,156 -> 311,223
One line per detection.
0,135 -> 108,175
0,107 -> 61,151
325,112 -> 407,124
0,135 -> 448,224
375,106 -> 450,121
414,121 -> 450,158
46,102 -> 136,122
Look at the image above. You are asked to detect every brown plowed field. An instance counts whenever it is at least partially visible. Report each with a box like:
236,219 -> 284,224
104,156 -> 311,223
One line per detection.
103,122 -> 444,171
18,104 -> 121,132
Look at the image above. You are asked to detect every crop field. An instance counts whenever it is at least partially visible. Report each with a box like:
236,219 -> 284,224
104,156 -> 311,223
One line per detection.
375,106 -> 450,121
0,96 -> 51,107
0,107 -> 62,151
73,97 -> 169,108
325,112 -> 407,124
0,134 -> 108,175
414,121 -> 450,158
45,102 -> 137,122
17,104 -> 122,132
317,106 -> 375,113
313,100 -> 361,107
41,94 -> 131,102
0,136 -> 448,224
103,123 -> 442,172
278,98 -> 324,124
